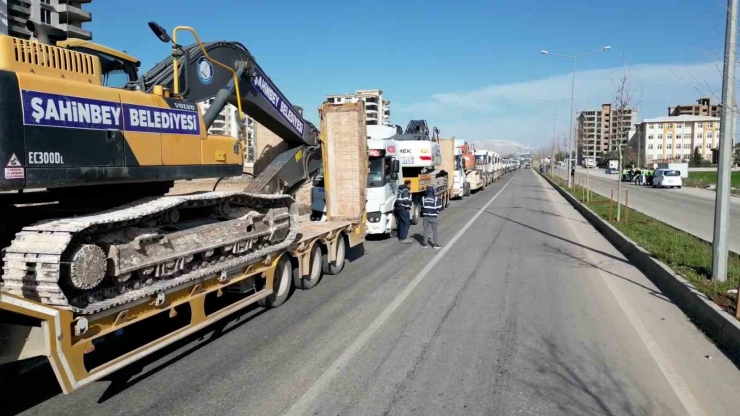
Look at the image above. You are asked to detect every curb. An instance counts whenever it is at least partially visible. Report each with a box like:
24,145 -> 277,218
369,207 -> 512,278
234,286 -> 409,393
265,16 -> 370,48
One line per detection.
539,171 -> 740,357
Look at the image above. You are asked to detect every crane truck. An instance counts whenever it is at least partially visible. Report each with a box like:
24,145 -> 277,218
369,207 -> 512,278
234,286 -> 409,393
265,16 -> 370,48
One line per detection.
0,21 -> 367,394
395,121 -> 450,225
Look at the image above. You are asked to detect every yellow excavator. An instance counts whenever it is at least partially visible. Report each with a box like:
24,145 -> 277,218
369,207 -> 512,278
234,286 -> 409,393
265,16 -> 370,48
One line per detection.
0,21 -> 322,315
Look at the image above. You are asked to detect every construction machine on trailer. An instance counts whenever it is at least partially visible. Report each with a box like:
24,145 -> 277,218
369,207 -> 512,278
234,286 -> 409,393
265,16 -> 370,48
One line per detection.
0,21 -> 365,394
394,120 -> 450,225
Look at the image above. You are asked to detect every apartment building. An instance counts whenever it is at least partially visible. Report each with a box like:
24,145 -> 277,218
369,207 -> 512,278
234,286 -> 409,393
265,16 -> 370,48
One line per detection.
1,0 -> 93,40
197,100 -> 256,162
577,103 -> 637,162
326,89 -> 391,126
633,115 -> 720,165
668,97 -> 719,118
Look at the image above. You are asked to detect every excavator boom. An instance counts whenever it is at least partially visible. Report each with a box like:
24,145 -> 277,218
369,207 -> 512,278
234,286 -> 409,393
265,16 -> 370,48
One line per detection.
140,41 -> 322,194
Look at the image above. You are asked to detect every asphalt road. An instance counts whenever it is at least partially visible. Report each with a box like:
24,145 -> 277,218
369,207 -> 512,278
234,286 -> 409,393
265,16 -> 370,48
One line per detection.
4,169 -> 740,416
567,167 -> 740,253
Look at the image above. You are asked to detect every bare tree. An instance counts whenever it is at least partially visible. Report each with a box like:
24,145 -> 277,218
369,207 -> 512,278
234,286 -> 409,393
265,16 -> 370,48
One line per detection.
612,67 -> 643,221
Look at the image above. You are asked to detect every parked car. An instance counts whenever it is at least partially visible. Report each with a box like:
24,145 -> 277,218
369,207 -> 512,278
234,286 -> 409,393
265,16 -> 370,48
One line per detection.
653,169 -> 682,189
525,163 -> 531,169
605,167 -> 618,175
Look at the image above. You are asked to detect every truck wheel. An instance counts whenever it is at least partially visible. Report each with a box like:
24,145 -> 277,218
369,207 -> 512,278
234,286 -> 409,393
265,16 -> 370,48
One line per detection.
259,254 -> 292,308
322,235 -> 346,275
410,203 -> 421,225
294,244 -> 323,290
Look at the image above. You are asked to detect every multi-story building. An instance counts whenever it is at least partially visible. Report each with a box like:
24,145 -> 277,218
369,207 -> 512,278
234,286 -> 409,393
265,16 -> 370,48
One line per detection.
668,97 -> 720,118
633,115 -> 720,165
326,89 -> 391,126
197,100 -> 256,162
1,0 -> 93,40
577,103 -> 637,162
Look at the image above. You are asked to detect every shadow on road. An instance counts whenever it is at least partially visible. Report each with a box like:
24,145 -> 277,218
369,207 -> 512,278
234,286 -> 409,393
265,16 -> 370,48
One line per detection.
516,326 -> 661,416
481,209 -> 630,266
540,241 -> 674,305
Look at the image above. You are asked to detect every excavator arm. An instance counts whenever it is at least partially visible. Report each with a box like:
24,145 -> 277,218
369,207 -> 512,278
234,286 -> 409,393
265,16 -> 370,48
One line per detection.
139,24 -> 321,194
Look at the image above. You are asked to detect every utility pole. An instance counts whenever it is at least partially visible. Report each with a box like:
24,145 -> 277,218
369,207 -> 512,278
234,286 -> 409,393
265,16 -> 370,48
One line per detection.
712,0 -> 738,282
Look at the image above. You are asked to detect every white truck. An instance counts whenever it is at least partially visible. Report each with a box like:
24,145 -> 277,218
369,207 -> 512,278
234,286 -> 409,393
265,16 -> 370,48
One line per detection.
475,149 -> 493,186
490,151 -> 501,181
452,139 -> 471,198
608,160 -> 619,170
311,136 -> 401,237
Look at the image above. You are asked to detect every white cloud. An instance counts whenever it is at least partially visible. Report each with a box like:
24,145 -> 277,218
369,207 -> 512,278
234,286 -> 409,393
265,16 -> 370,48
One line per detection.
397,61 -> 725,149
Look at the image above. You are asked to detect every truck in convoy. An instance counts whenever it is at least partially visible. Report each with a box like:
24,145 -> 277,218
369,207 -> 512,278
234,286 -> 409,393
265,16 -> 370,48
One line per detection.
312,120 -> 453,236
475,149 -> 493,186
0,22 -> 368,394
451,139 -> 472,198
490,151 -> 502,182
462,142 -> 485,193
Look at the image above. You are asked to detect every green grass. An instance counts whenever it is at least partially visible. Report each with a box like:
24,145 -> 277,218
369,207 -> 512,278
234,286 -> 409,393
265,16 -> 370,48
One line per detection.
546,173 -> 740,317
685,171 -> 740,190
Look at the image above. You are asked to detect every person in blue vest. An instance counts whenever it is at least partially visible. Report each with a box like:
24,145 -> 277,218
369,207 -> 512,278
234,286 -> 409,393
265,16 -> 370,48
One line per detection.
421,187 -> 443,249
395,179 -> 413,244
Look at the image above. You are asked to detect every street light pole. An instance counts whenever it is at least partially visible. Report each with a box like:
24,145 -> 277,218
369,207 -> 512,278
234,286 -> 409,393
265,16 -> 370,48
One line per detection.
541,46 -> 611,188
712,0 -> 738,282
538,97 -> 570,176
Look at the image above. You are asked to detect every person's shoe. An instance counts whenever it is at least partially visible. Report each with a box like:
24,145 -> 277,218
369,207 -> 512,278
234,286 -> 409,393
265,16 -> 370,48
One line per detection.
401,239 -> 413,244
432,244 -> 442,249
421,244 -> 429,248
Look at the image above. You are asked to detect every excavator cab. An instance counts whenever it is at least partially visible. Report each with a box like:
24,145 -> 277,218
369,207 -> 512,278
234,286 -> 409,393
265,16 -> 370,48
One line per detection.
57,39 -> 141,88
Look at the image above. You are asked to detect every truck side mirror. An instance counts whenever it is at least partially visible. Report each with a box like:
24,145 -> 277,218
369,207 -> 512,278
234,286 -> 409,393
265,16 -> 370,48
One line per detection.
391,159 -> 400,173
391,173 -> 398,181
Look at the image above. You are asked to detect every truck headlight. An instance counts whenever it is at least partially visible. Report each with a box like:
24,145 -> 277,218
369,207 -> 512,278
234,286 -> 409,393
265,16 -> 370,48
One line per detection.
367,212 -> 382,223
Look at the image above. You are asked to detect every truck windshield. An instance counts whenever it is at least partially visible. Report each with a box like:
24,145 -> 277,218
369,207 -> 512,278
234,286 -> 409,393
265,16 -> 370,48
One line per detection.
368,157 -> 386,187
454,155 -> 464,170
476,156 -> 487,163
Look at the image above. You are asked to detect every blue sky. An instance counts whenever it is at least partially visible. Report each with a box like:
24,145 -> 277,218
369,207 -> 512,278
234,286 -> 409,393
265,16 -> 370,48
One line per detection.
87,0 -> 732,153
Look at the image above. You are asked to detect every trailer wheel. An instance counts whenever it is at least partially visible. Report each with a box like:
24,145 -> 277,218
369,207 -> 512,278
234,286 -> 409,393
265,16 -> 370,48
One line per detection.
259,254 -> 292,308
294,244 -> 323,290
322,235 -> 346,275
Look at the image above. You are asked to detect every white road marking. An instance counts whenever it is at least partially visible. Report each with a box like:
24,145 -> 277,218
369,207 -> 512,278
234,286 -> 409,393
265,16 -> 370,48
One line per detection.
284,173 -> 517,416
535,171 -> 708,416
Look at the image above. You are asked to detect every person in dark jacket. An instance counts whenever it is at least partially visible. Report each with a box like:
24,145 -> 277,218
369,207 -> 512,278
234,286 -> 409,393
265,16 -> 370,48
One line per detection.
421,187 -> 442,249
395,180 -> 413,244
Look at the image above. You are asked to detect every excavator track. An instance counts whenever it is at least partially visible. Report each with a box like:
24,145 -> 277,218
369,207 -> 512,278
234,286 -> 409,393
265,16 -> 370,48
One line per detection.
1,191 -> 299,315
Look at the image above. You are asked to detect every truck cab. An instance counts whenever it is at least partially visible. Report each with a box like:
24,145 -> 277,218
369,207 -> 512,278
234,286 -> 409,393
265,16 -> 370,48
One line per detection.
452,147 -> 469,198
365,139 -> 401,235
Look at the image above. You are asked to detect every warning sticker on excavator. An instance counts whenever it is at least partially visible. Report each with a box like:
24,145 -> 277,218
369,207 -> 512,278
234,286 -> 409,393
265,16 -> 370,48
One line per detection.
5,153 -> 24,179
